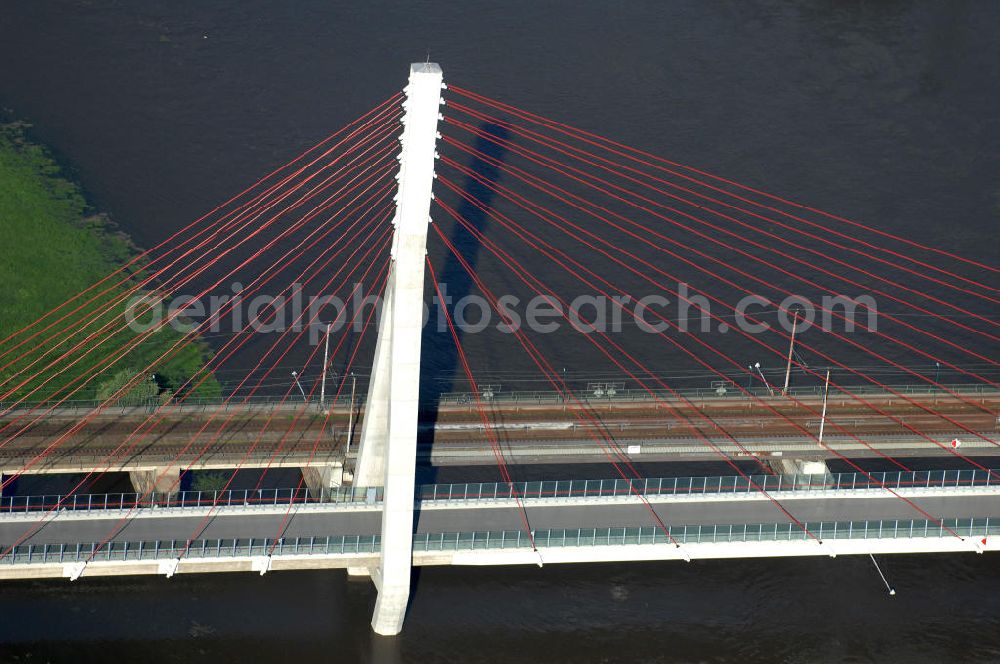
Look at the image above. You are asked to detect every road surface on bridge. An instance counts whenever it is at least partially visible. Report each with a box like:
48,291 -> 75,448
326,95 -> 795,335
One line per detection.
2,489 -> 996,547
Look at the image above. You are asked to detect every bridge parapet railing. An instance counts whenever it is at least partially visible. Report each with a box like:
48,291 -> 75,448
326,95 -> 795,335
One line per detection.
4,382 -> 996,417
418,468 -> 999,502
0,394 -> 358,417
412,517 -> 998,550
3,517 -> 994,566
3,468 -> 994,515
0,485 -> 384,515
1,534 -> 382,566
436,383 -> 999,407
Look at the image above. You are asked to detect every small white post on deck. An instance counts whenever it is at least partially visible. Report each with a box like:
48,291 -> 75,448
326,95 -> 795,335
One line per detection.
354,62 -> 444,636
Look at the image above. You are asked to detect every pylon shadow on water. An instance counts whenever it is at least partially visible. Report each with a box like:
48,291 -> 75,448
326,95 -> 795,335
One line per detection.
416,122 -> 511,477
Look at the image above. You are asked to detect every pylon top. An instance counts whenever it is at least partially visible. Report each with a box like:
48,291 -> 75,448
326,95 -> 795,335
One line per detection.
410,62 -> 442,76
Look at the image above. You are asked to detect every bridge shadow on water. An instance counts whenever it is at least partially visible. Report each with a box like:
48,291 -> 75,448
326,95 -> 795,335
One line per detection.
416,122 -> 511,486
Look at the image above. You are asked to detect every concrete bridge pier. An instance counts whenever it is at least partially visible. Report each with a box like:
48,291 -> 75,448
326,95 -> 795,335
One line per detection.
768,458 -> 830,477
129,467 -> 181,495
300,463 -> 344,496
346,566 -> 372,578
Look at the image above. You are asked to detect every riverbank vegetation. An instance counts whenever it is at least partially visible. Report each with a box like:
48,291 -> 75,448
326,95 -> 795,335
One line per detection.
0,122 -> 220,403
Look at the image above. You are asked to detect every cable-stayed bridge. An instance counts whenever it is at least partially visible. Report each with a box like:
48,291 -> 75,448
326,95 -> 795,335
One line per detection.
0,63 -> 997,635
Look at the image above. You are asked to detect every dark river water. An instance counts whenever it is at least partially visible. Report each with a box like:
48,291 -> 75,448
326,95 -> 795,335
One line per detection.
1,1 -> 999,662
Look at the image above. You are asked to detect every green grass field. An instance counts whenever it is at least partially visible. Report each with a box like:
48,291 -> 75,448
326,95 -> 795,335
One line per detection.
0,122 -> 220,403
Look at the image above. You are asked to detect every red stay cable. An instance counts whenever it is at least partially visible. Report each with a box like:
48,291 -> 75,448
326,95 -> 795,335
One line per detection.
0,96 -> 403,364
0,116 -> 402,391
447,85 -> 1000,283
433,198 -> 963,539
427,257 -> 537,550
1,225 -> 394,560
443,116 -> 1000,352
437,134 -> 1000,421
0,93 -> 403,354
0,162 -> 399,480
435,159 -> 999,456
446,99 -> 1000,308
434,172 -> 998,474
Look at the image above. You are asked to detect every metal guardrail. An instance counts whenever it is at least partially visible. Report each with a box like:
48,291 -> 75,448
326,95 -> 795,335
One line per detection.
413,518 -> 998,550
1,535 -> 381,565
3,518 -> 995,565
437,383 -> 999,406
3,383 -> 996,415
417,469 -> 999,502
0,450 -> 339,473
3,469 -> 995,514
0,486 -> 383,514
0,394 -> 358,415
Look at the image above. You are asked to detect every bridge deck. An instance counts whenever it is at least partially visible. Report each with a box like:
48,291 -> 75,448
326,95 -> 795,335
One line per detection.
3,485 -> 996,547
1,392 -> 996,473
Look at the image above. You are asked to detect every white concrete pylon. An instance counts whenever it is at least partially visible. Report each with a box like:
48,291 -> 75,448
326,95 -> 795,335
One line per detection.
354,62 -> 444,636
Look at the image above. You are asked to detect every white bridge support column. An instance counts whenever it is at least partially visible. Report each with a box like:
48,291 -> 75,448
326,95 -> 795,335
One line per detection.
354,62 -> 444,636
129,467 -> 181,495
300,463 -> 344,496
769,458 -> 830,477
